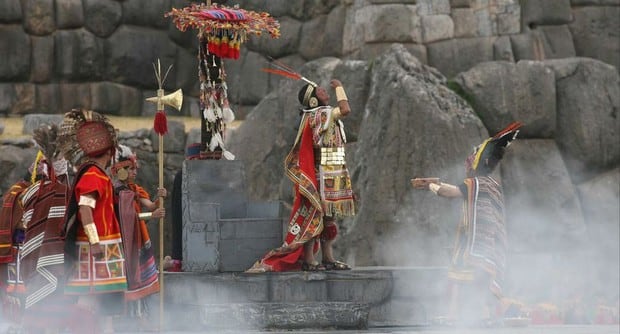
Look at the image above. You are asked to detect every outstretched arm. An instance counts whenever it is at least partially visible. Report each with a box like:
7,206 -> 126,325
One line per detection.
412,178 -> 463,198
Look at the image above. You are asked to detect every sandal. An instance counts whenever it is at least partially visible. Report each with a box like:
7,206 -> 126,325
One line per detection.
301,262 -> 326,271
322,260 -> 351,270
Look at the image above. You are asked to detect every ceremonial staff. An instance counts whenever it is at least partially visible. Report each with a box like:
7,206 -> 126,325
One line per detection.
145,59 -> 183,331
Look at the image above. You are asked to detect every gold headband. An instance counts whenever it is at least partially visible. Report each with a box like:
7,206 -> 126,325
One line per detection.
302,84 -> 315,107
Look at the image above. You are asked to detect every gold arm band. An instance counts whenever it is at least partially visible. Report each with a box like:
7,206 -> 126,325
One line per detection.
138,212 -> 153,220
78,195 -> 96,209
429,183 -> 441,195
335,86 -> 348,102
83,223 -> 100,244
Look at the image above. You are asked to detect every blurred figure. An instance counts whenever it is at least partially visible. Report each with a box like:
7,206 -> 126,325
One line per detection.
413,122 -> 522,326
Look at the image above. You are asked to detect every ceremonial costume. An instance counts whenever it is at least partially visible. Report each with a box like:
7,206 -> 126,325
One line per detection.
59,109 -> 127,297
248,81 -> 355,273
65,163 -> 127,294
449,175 -> 507,297
112,145 -> 159,304
1,125 -> 85,333
415,122 -> 521,323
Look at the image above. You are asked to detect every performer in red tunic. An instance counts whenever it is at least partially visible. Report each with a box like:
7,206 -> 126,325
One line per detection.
111,144 -> 165,326
247,79 -> 356,273
413,122 -> 522,325
59,109 -> 127,333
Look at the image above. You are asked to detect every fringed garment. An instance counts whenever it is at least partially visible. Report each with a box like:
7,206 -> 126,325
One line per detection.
0,180 -> 30,264
64,163 -> 127,295
4,179 -> 80,332
115,183 -> 159,302
448,176 -> 507,297
247,106 -> 355,273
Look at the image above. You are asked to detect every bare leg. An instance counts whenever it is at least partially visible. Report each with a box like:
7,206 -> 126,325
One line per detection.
303,239 -> 317,264
321,238 -> 335,263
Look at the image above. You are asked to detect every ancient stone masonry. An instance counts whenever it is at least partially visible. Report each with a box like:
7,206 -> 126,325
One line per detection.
0,0 -> 618,118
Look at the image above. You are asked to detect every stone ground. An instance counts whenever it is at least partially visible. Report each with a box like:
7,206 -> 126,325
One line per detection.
126,325 -> 620,333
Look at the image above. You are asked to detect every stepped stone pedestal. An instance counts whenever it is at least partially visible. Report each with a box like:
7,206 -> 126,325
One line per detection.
181,160 -> 285,272
170,159 -> 449,330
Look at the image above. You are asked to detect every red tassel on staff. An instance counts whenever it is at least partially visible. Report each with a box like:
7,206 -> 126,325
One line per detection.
154,111 -> 168,135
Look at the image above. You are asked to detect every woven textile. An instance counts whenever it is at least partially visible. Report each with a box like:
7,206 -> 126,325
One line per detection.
448,176 -> 507,297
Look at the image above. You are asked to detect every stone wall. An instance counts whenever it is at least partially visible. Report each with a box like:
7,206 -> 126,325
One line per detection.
0,0 -> 618,119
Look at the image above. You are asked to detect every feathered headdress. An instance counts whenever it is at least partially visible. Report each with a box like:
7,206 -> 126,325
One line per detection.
58,109 -> 117,167
261,57 -> 317,87
32,123 -> 68,177
468,122 -> 523,175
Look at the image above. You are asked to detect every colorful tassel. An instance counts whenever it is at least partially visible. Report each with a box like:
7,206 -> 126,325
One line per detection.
153,111 -> 168,135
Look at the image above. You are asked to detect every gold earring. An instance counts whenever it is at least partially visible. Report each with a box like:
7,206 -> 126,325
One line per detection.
117,168 -> 129,181
309,97 -> 318,108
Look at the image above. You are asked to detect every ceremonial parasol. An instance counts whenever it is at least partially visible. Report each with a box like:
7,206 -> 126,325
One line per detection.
166,0 -> 279,160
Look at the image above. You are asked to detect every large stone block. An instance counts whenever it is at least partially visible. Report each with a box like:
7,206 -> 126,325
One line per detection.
55,0 -> 83,29
426,36 -> 496,78
539,25 -> 576,59
521,0 -> 572,28
348,43 -> 428,65
105,26 -> 176,88
544,58 -> 620,182
59,83 -> 91,111
0,25 -> 30,81
454,60 -> 556,138
420,14 -> 454,43
417,0 -> 451,14
21,0 -> 55,35
11,84 -> 35,114
0,84 -> 15,114
493,35 -> 514,61
362,5 -> 421,43
451,8 -> 478,38
83,0 -> 121,37
569,6 -> 620,71
31,36 -> 54,83
247,16 -> 301,58
0,0 -> 22,23
121,0 -> 170,28
34,83 -> 60,114
0,146 -> 38,191
54,28 -> 104,81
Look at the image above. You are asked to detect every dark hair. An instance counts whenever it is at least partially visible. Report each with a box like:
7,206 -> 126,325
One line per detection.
298,84 -> 316,108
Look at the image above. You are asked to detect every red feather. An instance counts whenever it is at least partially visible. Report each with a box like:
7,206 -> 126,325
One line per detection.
154,111 -> 168,135
261,68 -> 301,80
493,121 -> 523,139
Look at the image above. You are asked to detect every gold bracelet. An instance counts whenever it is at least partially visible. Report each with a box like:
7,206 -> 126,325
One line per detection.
429,183 -> 441,195
335,86 -> 348,102
83,223 -> 100,244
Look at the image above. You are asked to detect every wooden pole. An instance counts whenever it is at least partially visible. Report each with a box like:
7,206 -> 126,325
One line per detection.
158,134 -> 165,332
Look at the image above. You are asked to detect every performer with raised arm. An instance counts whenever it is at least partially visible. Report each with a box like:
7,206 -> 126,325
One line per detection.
247,75 -> 356,273
412,122 -> 522,325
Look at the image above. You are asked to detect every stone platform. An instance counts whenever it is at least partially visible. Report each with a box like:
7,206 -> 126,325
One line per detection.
143,267 -> 449,331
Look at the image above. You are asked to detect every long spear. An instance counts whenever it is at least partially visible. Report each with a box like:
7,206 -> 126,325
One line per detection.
145,59 -> 183,331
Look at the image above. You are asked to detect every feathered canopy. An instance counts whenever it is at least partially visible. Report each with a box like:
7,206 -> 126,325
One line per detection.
165,3 -> 280,59
468,122 -> 523,176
